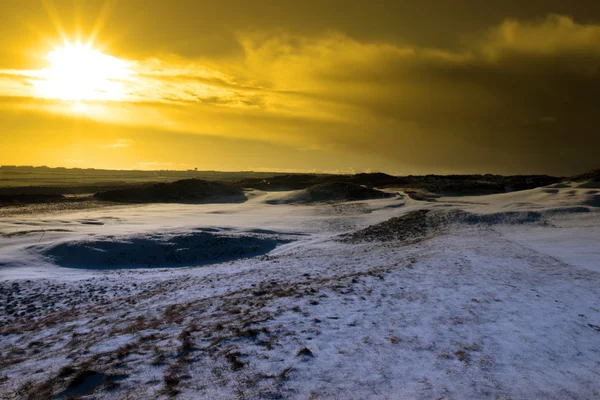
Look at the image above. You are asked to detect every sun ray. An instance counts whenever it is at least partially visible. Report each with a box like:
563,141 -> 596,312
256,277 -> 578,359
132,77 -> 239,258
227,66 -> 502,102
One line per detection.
41,0 -> 70,47
88,0 -> 118,48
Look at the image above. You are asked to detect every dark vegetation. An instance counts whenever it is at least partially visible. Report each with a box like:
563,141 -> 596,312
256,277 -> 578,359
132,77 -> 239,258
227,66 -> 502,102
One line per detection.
239,172 -> 561,195
236,173 -> 331,191
341,210 -> 432,243
0,193 -> 115,218
341,206 -> 593,243
303,182 -> 393,202
93,179 -> 245,203
0,193 -> 64,205
0,184 -> 142,195
569,168 -> 600,182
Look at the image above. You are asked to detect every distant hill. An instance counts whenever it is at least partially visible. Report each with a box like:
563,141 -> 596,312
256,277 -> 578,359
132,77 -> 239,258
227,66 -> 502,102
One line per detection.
5,166 -> 599,201
568,168 -> 600,182
236,173 -> 561,195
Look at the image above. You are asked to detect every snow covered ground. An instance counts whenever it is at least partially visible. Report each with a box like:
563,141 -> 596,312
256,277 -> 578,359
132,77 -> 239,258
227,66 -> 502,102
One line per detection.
1,182 -> 599,399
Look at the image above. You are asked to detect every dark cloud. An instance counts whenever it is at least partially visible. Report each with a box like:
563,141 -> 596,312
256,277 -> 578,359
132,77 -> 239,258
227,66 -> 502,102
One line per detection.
226,16 -> 600,174
2,1 -> 600,65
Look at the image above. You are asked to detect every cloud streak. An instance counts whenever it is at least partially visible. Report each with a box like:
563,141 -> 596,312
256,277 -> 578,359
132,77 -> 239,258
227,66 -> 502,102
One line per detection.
101,139 -> 134,148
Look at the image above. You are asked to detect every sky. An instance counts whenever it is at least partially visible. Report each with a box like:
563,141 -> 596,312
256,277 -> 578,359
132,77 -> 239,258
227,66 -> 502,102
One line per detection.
0,0 -> 599,175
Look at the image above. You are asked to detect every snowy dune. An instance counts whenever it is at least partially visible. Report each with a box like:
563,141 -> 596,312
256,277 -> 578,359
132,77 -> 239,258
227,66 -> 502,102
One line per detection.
0,182 -> 599,399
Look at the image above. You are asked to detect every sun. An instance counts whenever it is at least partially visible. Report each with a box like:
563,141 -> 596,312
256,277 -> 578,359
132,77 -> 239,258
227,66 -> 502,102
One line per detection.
34,42 -> 131,102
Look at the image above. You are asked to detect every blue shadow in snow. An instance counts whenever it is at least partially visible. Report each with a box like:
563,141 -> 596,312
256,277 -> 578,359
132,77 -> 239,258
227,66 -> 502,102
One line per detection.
40,232 -> 290,270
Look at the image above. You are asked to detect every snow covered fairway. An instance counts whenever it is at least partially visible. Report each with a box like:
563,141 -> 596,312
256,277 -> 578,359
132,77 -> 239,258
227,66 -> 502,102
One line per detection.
1,183 -> 599,399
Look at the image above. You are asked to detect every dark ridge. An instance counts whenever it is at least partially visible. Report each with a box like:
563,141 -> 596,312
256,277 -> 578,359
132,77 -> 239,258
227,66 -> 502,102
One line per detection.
341,207 -> 592,243
569,168 -> 600,182
0,184 -> 144,196
346,172 -> 399,187
340,210 -> 432,243
236,173 -> 561,195
303,182 -> 393,202
4,167 -> 589,203
236,174 -> 337,191
94,179 -> 246,203
267,182 -> 395,204
378,174 -> 561,195
0,193 -> 65,205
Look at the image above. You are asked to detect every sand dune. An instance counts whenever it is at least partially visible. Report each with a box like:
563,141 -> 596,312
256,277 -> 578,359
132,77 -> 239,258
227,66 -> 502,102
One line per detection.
266,181 -> 395,204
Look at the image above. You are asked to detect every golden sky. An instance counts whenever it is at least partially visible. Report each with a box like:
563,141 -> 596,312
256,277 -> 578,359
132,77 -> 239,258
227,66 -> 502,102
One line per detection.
1,0 -> 599,174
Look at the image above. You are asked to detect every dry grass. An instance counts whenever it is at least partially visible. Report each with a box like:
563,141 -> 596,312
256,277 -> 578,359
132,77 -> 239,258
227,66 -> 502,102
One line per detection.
1,254 -> 412,399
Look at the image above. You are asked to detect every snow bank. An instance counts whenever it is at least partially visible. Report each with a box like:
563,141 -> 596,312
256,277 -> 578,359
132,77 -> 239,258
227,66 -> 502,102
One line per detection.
437,180 -> 599,211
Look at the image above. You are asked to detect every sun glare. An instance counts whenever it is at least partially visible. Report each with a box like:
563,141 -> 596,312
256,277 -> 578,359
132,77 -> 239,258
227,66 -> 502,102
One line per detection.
34,42 -> 131,102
